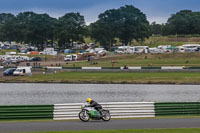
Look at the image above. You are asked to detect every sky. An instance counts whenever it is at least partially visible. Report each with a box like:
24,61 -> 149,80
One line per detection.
0,0 -> 199,25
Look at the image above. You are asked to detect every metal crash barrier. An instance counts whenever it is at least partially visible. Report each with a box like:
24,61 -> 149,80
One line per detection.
0,102 -> 199,120
0,105 -> 54,120
53,102 -> 155,120
155,102 -> 200,116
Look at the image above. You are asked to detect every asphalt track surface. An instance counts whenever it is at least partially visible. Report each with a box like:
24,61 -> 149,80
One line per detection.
0,118 -> 200,133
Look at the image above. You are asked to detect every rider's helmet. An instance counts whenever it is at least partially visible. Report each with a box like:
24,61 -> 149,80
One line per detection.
86,98 -> 92,103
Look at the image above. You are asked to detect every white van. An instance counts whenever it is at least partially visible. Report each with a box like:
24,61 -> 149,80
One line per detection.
13,67 -> 32,76
64,54 -> 77,61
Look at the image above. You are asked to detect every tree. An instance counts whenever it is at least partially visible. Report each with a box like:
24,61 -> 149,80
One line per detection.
0,13 -> 15,24
56,12 -> 86,49
15,12 -> 57,50
161,23 -> 172,36
165,10 -> 200,35
167,10 -> 192,35
150,22 -> 163,35
190,12 -> 200,34
90,5 -> 150,48
0,13 -> 16,42
117,5 -> 150,45
90,9 -> 120,50
28,13 -> 57,50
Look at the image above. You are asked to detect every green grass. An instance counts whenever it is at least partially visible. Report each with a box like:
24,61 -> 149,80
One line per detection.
131,36 -> 200,47
16,128 -> 200,133
1,115 -> 200,123
5,71 -> 200,84
84,36 -> 200,48
64,53 -> 200,67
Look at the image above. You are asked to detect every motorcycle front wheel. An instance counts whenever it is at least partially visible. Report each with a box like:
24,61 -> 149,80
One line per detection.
101,110 -> 111,121
79,111 -> 90,122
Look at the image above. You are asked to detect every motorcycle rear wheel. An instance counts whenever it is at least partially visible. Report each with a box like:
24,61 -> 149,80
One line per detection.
79,111 -> 90,122
101,111 -> 111,121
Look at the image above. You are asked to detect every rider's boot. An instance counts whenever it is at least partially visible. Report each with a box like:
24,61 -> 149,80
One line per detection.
99,110 -> 103,118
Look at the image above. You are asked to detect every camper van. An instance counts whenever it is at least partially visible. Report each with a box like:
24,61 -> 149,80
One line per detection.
182,44 -> 200,52
134,46 -> 149,53
13,67 -> 32,76
149,48 -> 165,54
115,46 -> 131,54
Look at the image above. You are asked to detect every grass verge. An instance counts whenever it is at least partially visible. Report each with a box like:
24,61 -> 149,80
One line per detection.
3,71 -> 200,84
1,115 -> 200,123
17,128 -> 200,133
63,53 -> 200,67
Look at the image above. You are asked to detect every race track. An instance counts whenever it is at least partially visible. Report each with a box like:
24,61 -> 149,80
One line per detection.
0,118 -> 200,133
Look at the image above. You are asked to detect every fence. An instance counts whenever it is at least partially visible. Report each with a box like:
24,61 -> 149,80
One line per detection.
53,102 -> 155,120
0,105 -> 53,120
155,102 -> 200,116
2,66 -> 200,70
0,102 -> 200,120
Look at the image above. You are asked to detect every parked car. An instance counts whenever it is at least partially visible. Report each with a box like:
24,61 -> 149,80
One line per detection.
31,57 -> 42,61
3,68 -> 16,76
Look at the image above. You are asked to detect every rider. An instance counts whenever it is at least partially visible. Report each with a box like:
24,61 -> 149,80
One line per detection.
86,98 -> 103,115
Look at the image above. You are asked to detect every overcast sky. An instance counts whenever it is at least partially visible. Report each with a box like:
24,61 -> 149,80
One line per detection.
0,0 -> 199,24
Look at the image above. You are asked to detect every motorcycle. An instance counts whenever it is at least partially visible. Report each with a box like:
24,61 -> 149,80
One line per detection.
79,103 -> 111,122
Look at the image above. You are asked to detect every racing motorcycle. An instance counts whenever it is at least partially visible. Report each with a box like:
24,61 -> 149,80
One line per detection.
79,103 -> 111,122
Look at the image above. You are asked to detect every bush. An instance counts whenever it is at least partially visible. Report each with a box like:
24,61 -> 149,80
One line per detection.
192,34 -> 200,37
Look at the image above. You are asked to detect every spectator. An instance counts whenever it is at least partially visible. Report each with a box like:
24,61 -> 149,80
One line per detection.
123,65 -> 128,69
88,57 -> 91,62
111,60 -> 115,67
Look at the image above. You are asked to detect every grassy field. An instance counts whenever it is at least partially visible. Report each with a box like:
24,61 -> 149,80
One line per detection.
1,37 -> 200,84
137,36 -> 200,47
85,36 -> 200,47
63,53 -> 200,67
16,128 -> 200,133
2,71 -> 200,84
0,49 -> 17,55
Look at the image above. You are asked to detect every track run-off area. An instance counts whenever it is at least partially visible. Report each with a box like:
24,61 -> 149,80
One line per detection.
0,118 -> 200,133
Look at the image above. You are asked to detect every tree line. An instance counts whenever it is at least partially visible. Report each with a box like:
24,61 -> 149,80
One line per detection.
0,5 -> 200,50
150,10 -> 200,36
0,12 -> 86,50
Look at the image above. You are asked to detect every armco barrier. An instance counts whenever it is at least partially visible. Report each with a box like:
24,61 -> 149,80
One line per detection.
62,67 -> 82,69
46,67 -> 62,70
155,102 -> 200,116
3,66 -> 200,70
128,67 -> 142,70
141,67 -> 161,69
120,67 -> 142,70
53,102 -> 155,120
1,102 -> 200,120
101,67 -> 121,69
0,105 -> 54,120
82,67 -> 101,70
161,66 -> 183,70
188,67 -> 200,69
